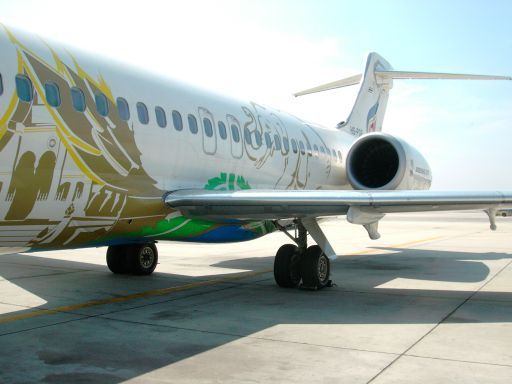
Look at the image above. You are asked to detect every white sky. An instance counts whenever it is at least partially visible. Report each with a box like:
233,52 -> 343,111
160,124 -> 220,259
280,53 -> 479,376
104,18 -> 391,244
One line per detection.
1,0 -> 511,190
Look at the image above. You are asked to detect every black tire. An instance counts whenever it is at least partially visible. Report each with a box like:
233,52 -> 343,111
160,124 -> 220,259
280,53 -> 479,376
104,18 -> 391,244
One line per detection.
106,245 -> 130,274
274,244 -> 301,288
300,245 -> 330,290
129,243 -> 158,275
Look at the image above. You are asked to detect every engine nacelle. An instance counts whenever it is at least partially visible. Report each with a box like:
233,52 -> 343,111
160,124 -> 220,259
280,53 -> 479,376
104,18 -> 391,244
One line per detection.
346,132 -> 432,190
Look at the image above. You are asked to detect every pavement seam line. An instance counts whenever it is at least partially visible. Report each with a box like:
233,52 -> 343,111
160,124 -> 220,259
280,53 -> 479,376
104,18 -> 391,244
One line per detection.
366,257 -> 512,383
405,353 -> 512,369
96,315 -> 402,358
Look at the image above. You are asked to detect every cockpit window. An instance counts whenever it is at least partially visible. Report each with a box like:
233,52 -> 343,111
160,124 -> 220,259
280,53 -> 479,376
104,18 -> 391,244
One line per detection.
15,74 -> 33,102
71,87 -> 86,112
44,81 -> 61,107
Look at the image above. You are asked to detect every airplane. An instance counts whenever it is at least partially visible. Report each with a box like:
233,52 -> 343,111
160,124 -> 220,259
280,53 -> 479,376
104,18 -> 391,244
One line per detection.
0,24 -> 511,290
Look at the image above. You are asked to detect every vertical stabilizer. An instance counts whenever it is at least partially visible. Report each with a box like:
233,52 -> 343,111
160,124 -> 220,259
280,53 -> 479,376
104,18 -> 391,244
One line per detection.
338,52 -> 393,136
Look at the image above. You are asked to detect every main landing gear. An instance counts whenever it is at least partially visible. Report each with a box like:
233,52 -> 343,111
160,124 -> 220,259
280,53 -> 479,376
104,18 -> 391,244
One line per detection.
273,221 -> 332,290
106,243 -> 158,275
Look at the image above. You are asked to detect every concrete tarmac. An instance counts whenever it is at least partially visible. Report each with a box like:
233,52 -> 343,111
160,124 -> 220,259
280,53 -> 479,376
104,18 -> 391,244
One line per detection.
1,211 -> 511,383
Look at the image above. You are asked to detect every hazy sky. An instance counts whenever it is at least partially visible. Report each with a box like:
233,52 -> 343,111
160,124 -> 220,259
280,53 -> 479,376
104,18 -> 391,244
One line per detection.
1,0 -> 511,190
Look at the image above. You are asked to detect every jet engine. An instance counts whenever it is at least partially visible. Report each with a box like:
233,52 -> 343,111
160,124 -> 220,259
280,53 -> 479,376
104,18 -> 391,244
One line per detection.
346,132 -> 432,190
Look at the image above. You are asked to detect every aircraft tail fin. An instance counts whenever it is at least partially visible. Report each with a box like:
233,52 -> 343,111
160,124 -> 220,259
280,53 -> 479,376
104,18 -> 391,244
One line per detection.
294,52 -> 512,137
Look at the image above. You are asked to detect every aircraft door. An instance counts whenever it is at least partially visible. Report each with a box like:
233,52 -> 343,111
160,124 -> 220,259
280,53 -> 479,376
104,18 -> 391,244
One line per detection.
198,107 -> 217,155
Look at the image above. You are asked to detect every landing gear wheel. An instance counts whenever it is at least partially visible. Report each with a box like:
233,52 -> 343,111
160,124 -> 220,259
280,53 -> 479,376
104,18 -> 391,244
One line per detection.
274,244 -> 301,288
300,245 -> 330,290
106,245 -> 129,274
129,243 -> 158,275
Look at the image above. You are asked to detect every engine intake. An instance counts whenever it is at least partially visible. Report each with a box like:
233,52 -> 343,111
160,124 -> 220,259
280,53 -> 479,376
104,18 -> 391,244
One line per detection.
346,133 -> 431,190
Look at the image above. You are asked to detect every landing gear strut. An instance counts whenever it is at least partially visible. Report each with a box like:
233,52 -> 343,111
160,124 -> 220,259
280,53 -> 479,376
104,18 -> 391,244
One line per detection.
273,220 -> 332,290
106,243 -> 158,275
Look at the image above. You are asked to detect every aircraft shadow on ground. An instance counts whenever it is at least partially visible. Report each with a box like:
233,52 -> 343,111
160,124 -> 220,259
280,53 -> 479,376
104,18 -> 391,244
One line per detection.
1,247 -> 512,383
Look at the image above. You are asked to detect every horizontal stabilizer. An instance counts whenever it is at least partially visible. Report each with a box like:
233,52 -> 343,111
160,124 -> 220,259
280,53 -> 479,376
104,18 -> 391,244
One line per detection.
375,70 -> 512,81
294,69 -> 511,97
293,74 -> 362,97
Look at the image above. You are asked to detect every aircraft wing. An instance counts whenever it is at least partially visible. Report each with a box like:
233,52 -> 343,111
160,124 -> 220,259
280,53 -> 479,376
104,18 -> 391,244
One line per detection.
165,189 -> 512,259
165,189 -> 512,221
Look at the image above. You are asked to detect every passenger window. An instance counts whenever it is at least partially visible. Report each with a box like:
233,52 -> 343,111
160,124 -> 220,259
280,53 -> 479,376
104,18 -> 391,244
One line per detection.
283,137 -> 289,153
218,121 -> 227,139
44,81 -> 61,107
155,106 -> 167,128
188,114 -> 198,134
313,144 -> 319,157
231,124 -> 240,143
0,73 -> 3,95
136,102 -> 149,124
254,130 -> 262,146
264,132 -> 272,148
291,139 -> 298,154
172,110 -> 183,131
117,97 -> 130,120
71,87 -> 86,112
15,74 -> 33,102
320,146 -> 325,156
203,118 -> 213,137
95,93 -> 109,117
274,134 -> 282,150
299,141 -> 305,155
306,142 -> 312,157
332,149 -> 337,160
244,127 -> 252,145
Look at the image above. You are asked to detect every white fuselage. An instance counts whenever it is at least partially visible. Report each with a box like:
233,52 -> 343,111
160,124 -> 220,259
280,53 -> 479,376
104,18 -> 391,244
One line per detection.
0,26 -> 356,249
